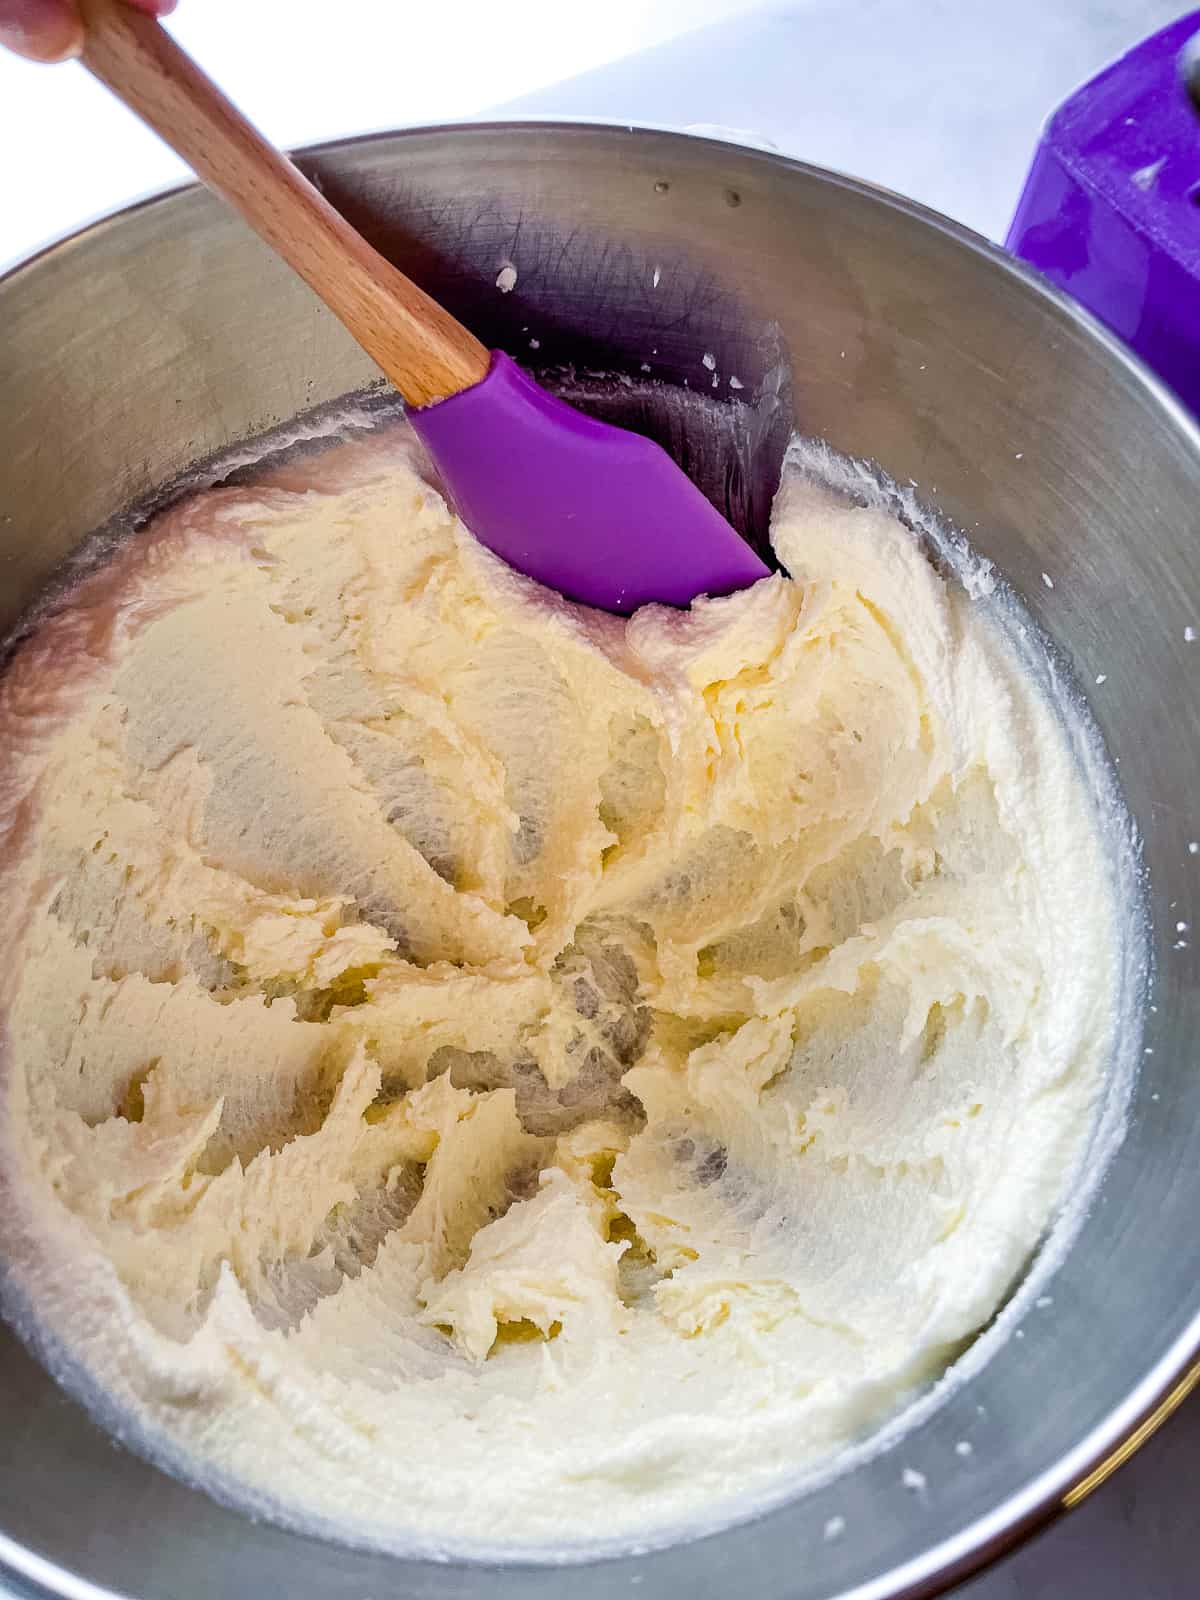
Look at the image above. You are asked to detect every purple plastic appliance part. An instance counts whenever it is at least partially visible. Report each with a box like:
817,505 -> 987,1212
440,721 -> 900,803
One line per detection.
409,351 -> 770,615
1008,10 -> 1200,415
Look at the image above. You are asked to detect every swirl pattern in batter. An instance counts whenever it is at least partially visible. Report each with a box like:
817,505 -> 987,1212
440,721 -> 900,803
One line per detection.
0,426 -> 1117,1553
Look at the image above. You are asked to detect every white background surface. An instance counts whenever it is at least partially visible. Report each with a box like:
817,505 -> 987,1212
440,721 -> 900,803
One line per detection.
0,0 -> 1189,268
0,0 -> 764,267
1,2 -> 1197,1596
496,0 -> 1191,242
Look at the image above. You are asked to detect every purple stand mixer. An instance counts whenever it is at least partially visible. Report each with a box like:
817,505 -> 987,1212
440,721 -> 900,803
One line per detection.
1009,10 -> 1200,417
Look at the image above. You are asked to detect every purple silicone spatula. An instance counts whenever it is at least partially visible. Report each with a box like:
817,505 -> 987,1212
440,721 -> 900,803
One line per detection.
77,0 -> 770,615
409,353 -> 768,612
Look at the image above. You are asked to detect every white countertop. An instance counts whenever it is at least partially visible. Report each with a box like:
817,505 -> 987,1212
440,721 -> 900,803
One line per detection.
494,0 -> 1190,241
0,0 -> 763,269
2,0 -> 1188,271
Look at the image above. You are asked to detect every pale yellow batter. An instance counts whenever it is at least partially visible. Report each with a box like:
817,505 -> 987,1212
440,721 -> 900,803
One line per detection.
0,425 -> 1117,1554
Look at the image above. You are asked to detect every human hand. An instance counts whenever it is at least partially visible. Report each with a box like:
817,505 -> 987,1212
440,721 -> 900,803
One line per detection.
0,0 -> 175,62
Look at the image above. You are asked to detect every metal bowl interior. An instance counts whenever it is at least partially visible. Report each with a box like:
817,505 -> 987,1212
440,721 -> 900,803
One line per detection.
1,123 -> 1198,1600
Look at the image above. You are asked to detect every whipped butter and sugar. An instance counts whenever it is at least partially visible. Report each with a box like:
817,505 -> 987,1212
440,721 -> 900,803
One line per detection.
0,425 -> 1117,1553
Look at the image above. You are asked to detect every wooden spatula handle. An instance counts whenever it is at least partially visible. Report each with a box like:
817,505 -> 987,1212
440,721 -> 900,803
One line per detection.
78,0 -> 490,407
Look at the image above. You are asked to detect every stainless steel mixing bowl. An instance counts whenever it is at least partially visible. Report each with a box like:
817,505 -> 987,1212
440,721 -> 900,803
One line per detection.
1,123 -> 1198,1600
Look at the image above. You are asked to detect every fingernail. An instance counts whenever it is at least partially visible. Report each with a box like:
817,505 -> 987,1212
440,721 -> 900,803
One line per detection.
0,0 -> 83,61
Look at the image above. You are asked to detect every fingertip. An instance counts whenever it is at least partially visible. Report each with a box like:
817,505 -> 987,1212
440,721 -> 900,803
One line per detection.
39,15 -> 83,60
0,0 -> 83,62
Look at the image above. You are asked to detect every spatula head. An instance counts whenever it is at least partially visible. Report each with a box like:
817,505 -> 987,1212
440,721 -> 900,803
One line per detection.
408,351 -> 770,613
